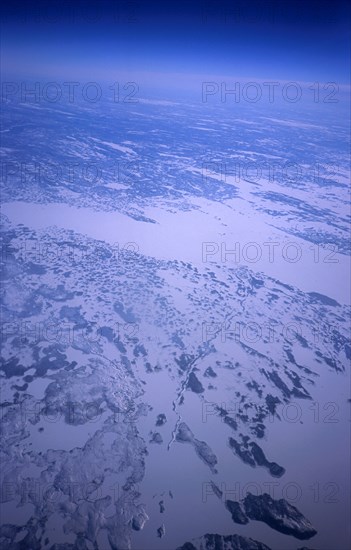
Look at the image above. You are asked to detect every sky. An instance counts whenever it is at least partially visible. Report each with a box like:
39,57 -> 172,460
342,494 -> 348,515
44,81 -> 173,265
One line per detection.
1,0 -> 350,88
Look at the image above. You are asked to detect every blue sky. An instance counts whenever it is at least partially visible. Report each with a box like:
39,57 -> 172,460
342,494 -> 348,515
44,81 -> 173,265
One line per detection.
1,0 -> 350,86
